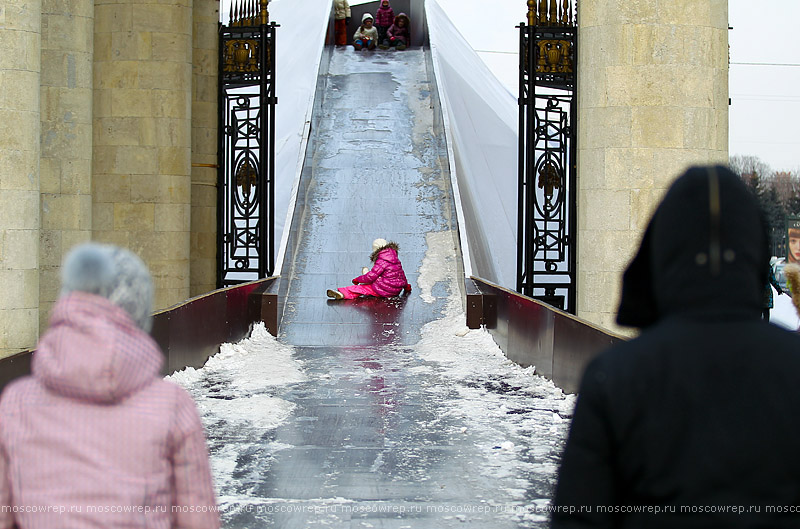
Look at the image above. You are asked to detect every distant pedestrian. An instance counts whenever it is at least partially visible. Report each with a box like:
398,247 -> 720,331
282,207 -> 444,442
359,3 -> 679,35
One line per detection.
381,13 -> 410,50
0,243 -> 220,529
552,166 -> 800,528
374,0 -> 395,47
327,238 -> 412,300
334,0 -> 351,46
353,13 -> 378,51
763,259 -> 785,320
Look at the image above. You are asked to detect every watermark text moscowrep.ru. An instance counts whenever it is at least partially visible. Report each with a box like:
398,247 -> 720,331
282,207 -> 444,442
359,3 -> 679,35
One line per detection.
2,503 -> 795,517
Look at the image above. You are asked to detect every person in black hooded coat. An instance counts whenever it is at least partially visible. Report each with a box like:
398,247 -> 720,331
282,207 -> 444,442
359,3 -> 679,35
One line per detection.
552,166 -> 800,528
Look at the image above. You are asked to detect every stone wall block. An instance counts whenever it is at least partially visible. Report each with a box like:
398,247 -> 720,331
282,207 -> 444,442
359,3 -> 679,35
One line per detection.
190,202 -> 216,233
155,203 -> 191,233
92,202 -> 114,231
0,190 -> 40,230
41,193 -> 86,230
130,230 -> 190,261
129,174 -> 159,204
94,61 -> 139,89
114,202 -> 155,231
157,146 -> 191,176
132,5 -> 190,35
578,189 -> 631,232
151,32 -> 192,62
156,117 -> 191,147
156,174 -> 191,204
110,88 -> 156,117
95,116 -> 140,145
138,61 -> 191,91
631,106 -> 684,149
94,4 -> 132,32
92,171 -> 131,202
604,148 -> 655,190
658,1 -> 710,26
3,308 -> 39,350
114,145 -> 157,174
3,230 -> 40,271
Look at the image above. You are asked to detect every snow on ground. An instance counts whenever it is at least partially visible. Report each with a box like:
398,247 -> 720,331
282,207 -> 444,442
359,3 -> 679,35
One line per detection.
168,229 -> 576,524
167,325 -> 306,496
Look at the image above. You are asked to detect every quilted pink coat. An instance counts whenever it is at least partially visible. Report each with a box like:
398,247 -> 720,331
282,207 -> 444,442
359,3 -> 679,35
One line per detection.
0,292 -> 220,529
353,244 -> 409,297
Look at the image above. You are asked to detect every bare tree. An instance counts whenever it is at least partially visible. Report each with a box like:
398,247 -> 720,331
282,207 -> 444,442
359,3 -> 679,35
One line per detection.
729,155 -> 774,189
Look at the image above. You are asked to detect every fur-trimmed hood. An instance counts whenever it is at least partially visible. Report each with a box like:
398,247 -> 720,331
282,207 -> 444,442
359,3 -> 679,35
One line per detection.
370,241 -> 400,262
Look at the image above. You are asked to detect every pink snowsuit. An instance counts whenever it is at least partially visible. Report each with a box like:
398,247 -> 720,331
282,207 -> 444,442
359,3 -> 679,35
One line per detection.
0,292 -> 220,529
339,246 -> 409,299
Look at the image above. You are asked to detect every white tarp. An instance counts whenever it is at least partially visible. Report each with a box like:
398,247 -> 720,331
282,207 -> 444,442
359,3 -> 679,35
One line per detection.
270,0 -> 333,274
426,0 -> 519,287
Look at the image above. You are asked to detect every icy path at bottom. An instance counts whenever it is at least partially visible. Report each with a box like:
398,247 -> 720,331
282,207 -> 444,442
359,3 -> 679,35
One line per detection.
169,302 -> 575,528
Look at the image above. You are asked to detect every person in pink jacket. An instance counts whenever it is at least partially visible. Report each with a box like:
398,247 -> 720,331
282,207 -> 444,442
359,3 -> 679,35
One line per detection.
327,238 -> 412,300
373,0 -> 394,48
0,243 -> 220,529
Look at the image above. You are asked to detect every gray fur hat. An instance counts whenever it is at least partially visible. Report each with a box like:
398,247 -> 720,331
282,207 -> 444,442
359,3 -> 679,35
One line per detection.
60,243 -> 154,332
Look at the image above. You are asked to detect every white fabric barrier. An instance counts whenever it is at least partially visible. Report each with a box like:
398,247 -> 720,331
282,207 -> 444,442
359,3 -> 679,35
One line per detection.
268,0 -> 333,275
426,0 -> 518,288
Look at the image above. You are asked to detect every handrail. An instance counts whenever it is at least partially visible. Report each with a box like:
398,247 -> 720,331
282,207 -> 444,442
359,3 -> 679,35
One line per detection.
0,278 -> 278,391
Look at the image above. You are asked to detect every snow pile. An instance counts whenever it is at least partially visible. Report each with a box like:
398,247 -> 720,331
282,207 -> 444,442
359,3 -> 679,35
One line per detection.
167,323 -> 305,498
413,230 -> 576,524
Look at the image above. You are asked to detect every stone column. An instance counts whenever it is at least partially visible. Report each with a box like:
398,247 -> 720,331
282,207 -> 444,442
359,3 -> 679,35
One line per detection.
93,0 -> 193,309
0,0 -> 42,356
190,0 -> 218,296
39,0 -> 94,331
577,0 -> 729,331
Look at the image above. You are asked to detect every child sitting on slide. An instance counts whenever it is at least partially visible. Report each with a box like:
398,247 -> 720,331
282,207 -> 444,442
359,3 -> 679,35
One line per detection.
327,238 -> 412,300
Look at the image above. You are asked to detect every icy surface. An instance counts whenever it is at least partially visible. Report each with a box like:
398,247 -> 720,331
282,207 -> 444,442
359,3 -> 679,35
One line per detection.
169,229 -> 576,527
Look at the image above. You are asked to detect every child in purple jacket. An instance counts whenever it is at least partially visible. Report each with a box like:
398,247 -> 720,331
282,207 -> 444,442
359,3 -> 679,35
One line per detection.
381,13 -> 410,50
327,238 -> 412,300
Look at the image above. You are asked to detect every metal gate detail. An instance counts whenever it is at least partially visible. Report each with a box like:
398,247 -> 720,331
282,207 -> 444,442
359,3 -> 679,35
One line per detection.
218,0 -> 277,287
517,0 -> 577,312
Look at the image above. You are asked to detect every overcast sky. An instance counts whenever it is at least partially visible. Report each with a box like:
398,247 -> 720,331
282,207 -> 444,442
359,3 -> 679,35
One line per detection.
729,0 -> 800,173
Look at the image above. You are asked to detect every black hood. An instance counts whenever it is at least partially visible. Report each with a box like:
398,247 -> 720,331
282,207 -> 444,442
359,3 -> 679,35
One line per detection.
617,165 -> 768,328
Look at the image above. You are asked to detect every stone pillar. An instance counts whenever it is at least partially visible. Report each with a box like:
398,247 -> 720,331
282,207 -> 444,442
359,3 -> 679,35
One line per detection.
577,0 -> 729,331
93,0 -> 193,309
0,0 -> 42,356
39,0 -> 94,331
190,0 -> 218,296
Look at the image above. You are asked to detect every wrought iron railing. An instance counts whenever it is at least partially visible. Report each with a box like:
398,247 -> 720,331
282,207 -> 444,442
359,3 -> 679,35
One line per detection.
217,0 -> 278,286
517,0 -> 577,312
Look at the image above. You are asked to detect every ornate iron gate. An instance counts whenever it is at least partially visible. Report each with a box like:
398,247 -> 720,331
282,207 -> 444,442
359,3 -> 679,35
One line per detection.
217,0 -> 277,287
517,0 -> 577,312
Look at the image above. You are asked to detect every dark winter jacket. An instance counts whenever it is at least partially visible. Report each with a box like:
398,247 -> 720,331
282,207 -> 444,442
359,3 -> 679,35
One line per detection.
764,264 -> 783,309
374,2 -> 394,27
552,166 -> 800,528
387,13 -> 410,42
353,243 -> 409,297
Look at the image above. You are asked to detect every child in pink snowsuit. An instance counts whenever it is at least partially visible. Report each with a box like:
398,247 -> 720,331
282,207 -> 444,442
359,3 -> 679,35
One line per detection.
328,238 -> 412,300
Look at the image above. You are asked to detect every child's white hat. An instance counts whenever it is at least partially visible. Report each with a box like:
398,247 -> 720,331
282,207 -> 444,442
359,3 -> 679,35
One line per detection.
372,238 -> 388,252
362,12 -> 374,22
